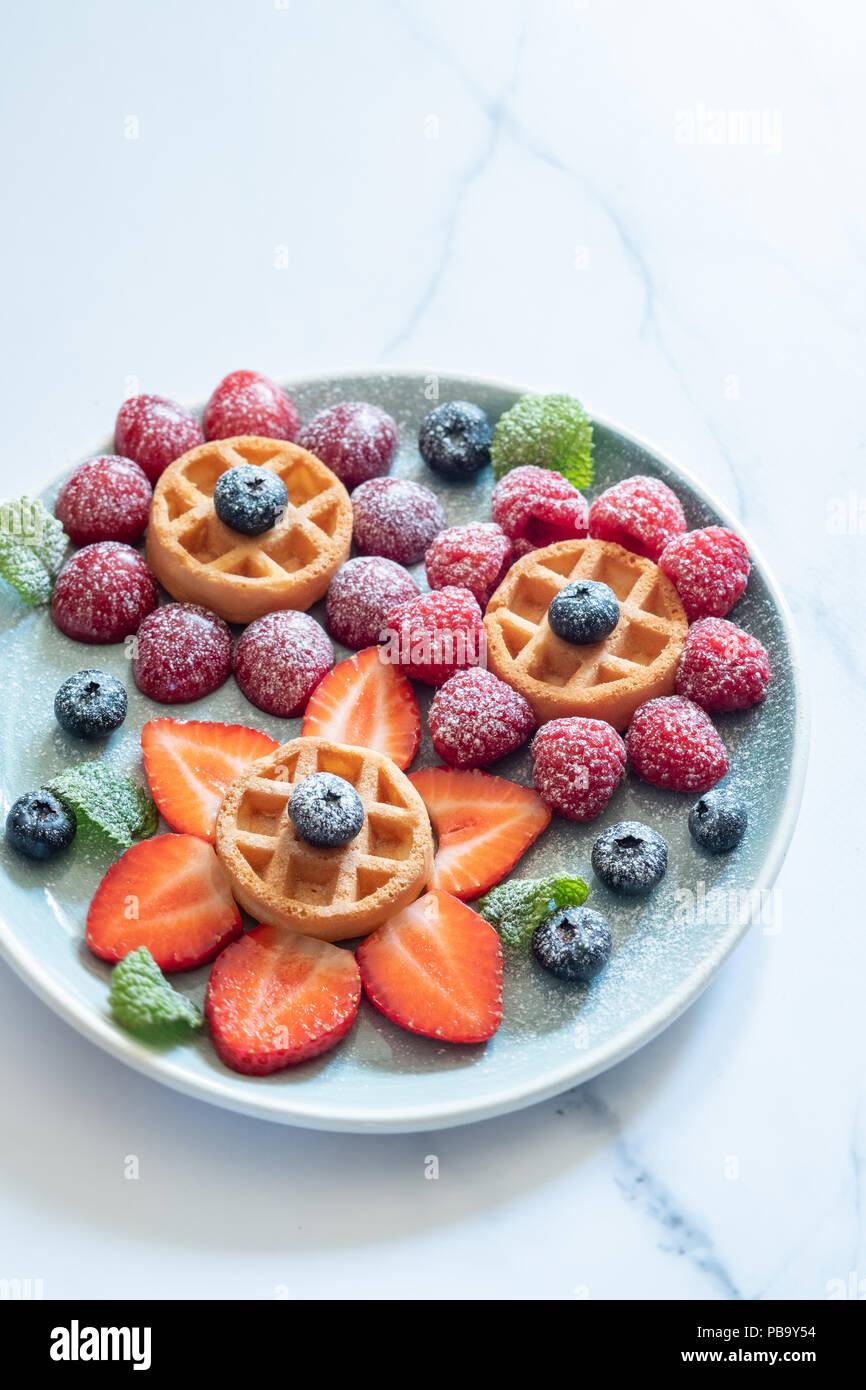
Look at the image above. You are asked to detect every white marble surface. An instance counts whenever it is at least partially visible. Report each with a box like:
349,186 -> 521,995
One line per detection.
0,0 -> 863,1301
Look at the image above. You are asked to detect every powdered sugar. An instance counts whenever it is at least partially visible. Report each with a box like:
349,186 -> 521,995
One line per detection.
55,455 -> 152,547
676,617 -> 770,711
133,603 -> 233,704
325,555 -> 419,649
659,526 -> 750,621
428,668 -> 534,768
298,402 -> 397,490
531,717 -> 627,821
352,476 -> 447,564
203,370 -> 300,443
626,695 -> 729,792
491,465 -> 589,554
425,522 -> 513,607
114,394 -> 204,484
51,542 -> 158,643
234,610 -> 333,717
589,475 -> 686,561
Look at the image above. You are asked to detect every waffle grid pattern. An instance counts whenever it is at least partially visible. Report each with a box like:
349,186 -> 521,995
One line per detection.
225,740 -> 422,912
156,438 -> 347,583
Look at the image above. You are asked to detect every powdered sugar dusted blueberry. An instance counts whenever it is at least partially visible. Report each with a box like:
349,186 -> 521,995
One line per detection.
531,716 -> 626,821
548,579 -> 619,645
352,477 -> 447,564
688,786 -> 748,852
234,610 -> 333,717
659,526 -> 750,621
425,522 -> 513,608
55,456 -> 152,547
213,465 -> 288,535
491,465 -> 589,556
289,772 -> 364,849
298,402 -> 398,491
589,475 -> 686,561
51,542 -> 158,644
325,556 -> 418,649
591,820 -> 667,894
418,400 -> 492,478
428,668 -> 535,768
54,669 -> 127,738
676,616 -> 770,711
134,603 -> 233,704
531,905 -> 612,982
6,790 -> 76,861
114,394 -> 204,484
626,695 -> 729,792
203,370 -> 300,442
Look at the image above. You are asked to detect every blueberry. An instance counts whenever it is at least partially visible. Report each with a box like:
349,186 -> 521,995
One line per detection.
418,401 -> 493,478
6,791 -> 76,861
288,772 -> 364,849
532,905 -> 612,982
213,465 -> 288,535
591,820 -> 668,894
689,787 -> 747,852
548,580 -> 619,645
54,670 -> 128,739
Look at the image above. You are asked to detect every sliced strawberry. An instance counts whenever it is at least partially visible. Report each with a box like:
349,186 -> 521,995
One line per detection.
206,924 -> 361,1073
86,834 -> 242,971
141,718 -> 279,842
356,890 -> 503,1043
302,646 -> 420,770
408,766 -> 551,899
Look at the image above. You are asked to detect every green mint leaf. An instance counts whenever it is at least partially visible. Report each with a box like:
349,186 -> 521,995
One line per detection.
478,874 -> 589,949
491,393 -> 594,489
43,763 -> 159,852
0,497 -> 68,606
109,947 -> 203,1043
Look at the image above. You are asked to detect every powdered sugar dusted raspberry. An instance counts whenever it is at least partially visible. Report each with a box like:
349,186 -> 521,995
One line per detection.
491,465 -> 589,556
234,611 -> 333,717
203,370 -> 300,443
114,394 -> 204,484
51,542 -> 158,644
428,668 -> 534,768
352,477 -> 447,564
55,455 -> 152,546
531,717 -> 626,821
298,402 -> 398,491
658,526 -> 750,621
425,523 -> 513,608
385,586 -> 484,685
626,695 -> 729,792
676,617 -> 770,711
325,556 -> 418,649
589,475 -> 686,561
133,603 -> 233,704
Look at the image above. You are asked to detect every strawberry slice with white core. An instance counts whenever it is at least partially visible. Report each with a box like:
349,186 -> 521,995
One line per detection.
356,889 -> 503,1044
302,645 -> 420,770
86,834 -> 242,971
206,924 -> 361,1074
408,766 -> 551,899
141,718 -> 279,842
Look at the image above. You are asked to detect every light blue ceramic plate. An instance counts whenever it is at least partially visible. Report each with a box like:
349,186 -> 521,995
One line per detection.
0,370 -> 807,1132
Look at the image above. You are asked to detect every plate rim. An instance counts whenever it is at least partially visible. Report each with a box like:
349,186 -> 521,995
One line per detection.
0,366 -> 809,1133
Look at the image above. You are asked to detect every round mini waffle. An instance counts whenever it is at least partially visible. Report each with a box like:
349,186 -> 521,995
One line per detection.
484,538 -> 688,730
146,436 -> 352,623
215,736 -> 434,942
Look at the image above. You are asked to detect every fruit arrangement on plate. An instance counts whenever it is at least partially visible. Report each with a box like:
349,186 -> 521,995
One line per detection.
0,372 -> 772,1080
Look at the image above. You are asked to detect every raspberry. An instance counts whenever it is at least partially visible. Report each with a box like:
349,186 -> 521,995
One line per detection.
51,542 -> 158,644
325,556 -> 418,650
234,611 -> 333,716
55,455 -> 152,546
133,603 -> 233,704
491,465 -> 588,557
298,402 -> 398,491
531,717 -> 626,822
658,526 -> 750,621
675,617 -> 770,712
626,696 -> 729,793
114,394 -> 204,484
588,475 -> 686,561
425,523 -> 513,608
203,370 -> 300,443
384,586 -> 484,686
352,477 -> 447,564
428,669 -> 535,768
